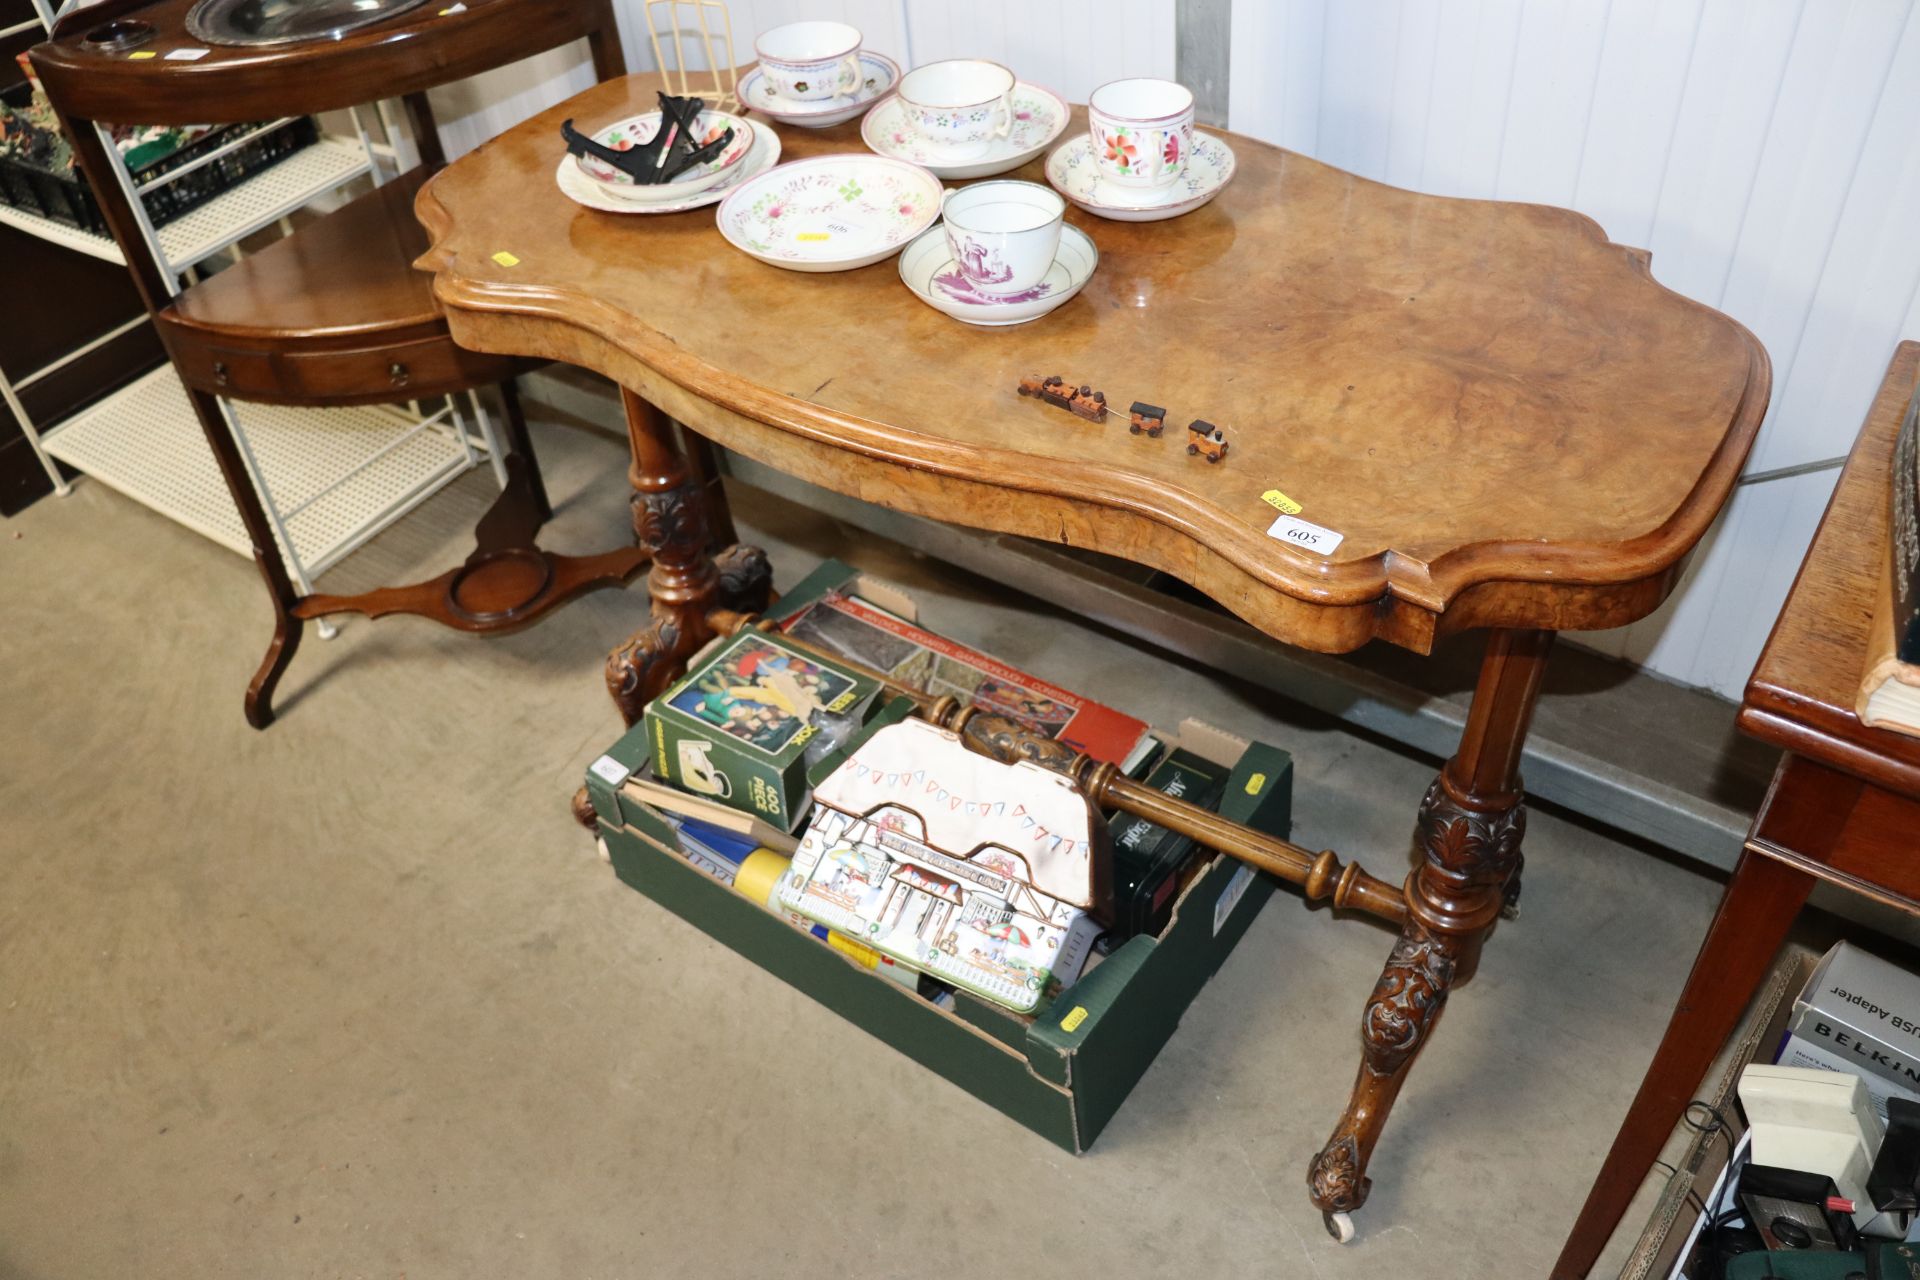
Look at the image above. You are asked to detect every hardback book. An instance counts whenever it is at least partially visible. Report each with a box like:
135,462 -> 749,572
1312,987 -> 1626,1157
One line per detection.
781,589 -> 1157,771
1859,378 -> 1920,736
642,630 -> 886,832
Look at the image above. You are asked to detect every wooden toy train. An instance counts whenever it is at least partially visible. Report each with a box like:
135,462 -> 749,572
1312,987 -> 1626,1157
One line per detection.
1128,402 -> 1166,437
1187,419 -> 1229,462
1017,374 -> 1107,422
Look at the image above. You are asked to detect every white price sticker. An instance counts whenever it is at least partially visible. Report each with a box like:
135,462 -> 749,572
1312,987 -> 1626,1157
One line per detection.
588,755 -> 631,786
1266,513 -> 1344,555
165,46 -> 211,59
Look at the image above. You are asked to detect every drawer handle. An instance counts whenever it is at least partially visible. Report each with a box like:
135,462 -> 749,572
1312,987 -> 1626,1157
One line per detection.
212,361 -> 229,386
389,361 -> 410,388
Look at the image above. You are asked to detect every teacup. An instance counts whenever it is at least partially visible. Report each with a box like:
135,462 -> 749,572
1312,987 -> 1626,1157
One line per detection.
897,59 -> 1015,159
941,180 -> 1065,297
754,21 -> 863,102
1087,77 -> 1195,193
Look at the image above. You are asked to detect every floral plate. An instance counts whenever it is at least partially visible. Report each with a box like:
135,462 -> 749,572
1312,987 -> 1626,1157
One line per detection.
859,81 -> 1069,180
573,107 -> 756,202
738,52 -> 901,129
1044,129 -> 1237,222
555,120 -> 781,215
898,222 -> 1097,327
716,154 -> 942,272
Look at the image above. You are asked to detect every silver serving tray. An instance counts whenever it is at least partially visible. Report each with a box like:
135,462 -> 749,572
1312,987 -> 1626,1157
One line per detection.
185,0 -> 434,47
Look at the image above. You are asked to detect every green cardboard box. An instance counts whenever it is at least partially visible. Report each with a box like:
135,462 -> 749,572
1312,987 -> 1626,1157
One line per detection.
642,629 -> 886,832
586,715 -> 1292,1153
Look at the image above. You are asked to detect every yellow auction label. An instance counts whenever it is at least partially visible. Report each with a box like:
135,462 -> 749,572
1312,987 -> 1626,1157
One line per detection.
795,232 -> 831,242
1061,1006 -> 1090,1032
128,50 -> 157,59
1261,490 -> 1303,515
491,250 -> 520,267
1245,771 -> 1267,795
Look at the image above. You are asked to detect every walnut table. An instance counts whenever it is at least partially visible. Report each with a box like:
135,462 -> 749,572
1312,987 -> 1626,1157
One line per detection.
414,71 -> 1770,1237
1553,342 -> 1920,1277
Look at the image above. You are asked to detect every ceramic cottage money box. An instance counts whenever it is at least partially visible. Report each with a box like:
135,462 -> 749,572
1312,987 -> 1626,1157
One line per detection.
778,718 -> 1107,1012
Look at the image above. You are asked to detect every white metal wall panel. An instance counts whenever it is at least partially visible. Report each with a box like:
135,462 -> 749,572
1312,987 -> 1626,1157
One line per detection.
1226,0 -> 1920,697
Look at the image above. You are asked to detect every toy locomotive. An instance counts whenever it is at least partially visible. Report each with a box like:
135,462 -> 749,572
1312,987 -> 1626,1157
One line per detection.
1017,374 -> 1108,423
1128,402 -> 1166,437
1186,419 -> 1229,463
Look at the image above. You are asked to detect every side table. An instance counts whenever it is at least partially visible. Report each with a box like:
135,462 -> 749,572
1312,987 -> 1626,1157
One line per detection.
1554,340 -> 1920,1277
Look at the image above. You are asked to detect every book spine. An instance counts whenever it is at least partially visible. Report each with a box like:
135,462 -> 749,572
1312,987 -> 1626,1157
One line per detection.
1893,380 -> 1920,664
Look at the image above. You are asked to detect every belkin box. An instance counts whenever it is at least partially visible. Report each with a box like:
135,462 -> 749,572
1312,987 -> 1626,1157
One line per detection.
584,713 -> 1292,1154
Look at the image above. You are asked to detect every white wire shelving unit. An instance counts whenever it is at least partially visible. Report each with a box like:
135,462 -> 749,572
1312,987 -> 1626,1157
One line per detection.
4,0 -> 502,631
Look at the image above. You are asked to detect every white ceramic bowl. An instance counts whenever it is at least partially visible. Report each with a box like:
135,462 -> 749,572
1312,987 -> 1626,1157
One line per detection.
716,153 -> 943,272
574,108 -> 755,203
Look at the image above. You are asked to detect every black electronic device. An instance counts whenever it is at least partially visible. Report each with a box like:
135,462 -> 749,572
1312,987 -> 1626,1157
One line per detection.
1738,1163 -> 1861,1253
1869,1098 -> 1920,1228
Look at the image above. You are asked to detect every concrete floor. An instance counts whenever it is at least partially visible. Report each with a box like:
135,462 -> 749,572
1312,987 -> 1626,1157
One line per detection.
1,406 -> 1730,1277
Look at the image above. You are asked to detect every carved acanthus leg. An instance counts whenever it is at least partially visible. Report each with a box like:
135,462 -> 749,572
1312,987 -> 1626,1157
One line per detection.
605,389 -> 721,727
1308,628 -> 1552,1229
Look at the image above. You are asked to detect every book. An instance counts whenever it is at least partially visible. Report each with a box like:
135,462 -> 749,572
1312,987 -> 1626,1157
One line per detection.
643,629 -> 887,833
1860,378 -> 1920,736
781,589 -> 1156,770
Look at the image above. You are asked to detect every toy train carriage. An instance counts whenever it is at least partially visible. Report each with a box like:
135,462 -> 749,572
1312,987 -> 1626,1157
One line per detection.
1186,419 -> 1229,463
1017,374 -> 1108,423
1128,402 -> 1166,437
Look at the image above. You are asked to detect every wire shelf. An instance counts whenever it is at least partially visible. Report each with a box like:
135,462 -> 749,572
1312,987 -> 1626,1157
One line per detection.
42,364 -> 484,576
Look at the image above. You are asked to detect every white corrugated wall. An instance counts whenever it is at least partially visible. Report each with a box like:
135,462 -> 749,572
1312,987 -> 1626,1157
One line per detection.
430,0 -> 1920,699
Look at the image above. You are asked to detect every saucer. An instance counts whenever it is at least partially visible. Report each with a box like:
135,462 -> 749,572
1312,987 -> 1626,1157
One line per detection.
573,107 -> 756,203
859,81 -> 1068,179
899,223 -> 1097,326
1044,129 -> 1237,222
716,153 -> 942,272
739,52 -> 901,129
555,119 -> 781,214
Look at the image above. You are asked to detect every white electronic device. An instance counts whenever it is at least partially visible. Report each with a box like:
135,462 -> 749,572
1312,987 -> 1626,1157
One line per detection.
1740,1063 -> 1891,1237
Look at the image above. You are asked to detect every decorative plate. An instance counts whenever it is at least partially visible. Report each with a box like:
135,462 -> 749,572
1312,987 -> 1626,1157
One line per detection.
738,52 -> 901,129
859,81 -> 1069,180
716,154 -> 942,272
1044,129 -> 1237,222
898,222 -> 1097,326
573,107 -> 756,202
555,120 -> 782,215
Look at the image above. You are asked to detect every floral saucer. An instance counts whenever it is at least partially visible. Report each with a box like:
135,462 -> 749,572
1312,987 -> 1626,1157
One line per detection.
899,222 -> 1097,326
859,81 -> 1068,180
573,107 -> 755,202
1044,130 -> 1237,222
555,119 -> 781,214
716,153 -> 942,272
738,51 -> 901,129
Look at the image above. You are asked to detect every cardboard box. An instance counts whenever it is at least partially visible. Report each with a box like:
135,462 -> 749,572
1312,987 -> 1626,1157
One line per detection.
1786,942 -> 1920,1114
642,629 -> 886,831
584,715 -> 1291,1153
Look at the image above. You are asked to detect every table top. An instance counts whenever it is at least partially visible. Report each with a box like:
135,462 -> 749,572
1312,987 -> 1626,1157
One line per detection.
1741,341 -> 1920,802
415,72 -> 1770,655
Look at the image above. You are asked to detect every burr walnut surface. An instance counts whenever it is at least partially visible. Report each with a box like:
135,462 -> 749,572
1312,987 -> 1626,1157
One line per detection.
415,71 -> 1769,657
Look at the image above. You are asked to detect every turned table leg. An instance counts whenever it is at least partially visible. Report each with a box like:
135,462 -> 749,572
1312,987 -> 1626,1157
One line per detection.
1308,628 -> 1553,1237
603,389 -> 772,728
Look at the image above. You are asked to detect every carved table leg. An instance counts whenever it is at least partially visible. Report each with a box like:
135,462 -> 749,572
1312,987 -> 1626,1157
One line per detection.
1308,628 -> 1553,1237
605,389 -> 723,727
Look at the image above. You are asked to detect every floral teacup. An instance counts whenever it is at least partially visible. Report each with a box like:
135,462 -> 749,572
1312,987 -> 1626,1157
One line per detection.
754,21 -> 863,102
897,59 -> 1015,160
1088,77 -> 1194,194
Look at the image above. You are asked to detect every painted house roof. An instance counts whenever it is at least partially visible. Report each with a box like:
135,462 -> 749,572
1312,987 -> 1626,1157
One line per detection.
812,718 -> 1098,908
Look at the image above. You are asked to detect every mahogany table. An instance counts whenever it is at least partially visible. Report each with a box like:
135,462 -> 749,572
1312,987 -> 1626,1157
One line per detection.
414,70 -> 1770,1236
1553,341 -> 1920,1277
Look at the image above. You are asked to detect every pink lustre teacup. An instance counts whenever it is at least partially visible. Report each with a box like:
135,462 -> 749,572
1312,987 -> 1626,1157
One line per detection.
1087,77 -> 1194,193
897,59 -> 1015,160
941,180 -> 1064,297
754,21 -> 863,102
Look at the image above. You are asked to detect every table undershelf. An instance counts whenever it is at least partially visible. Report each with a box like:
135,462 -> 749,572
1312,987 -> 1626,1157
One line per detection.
0,135 -> 372,270
42,364 -> 485,576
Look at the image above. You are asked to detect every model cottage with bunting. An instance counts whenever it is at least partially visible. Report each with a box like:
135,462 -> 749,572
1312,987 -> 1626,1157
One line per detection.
778,718 -> 1107,1012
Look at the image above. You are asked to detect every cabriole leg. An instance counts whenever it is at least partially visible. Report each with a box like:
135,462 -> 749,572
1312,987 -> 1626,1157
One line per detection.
1308,628 -> 1553,1235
